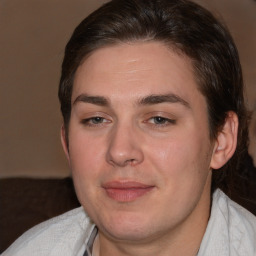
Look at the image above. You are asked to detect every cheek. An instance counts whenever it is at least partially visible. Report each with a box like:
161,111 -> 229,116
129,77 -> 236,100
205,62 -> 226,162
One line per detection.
69,129 -> 105,166
145,131 -> 212,183
146,135 -> 193,168
68,133 -> 106,210
68,130 -> 108,193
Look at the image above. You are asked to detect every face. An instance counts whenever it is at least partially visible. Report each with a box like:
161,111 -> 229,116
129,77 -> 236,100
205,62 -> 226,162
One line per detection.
63,42 -> 216,244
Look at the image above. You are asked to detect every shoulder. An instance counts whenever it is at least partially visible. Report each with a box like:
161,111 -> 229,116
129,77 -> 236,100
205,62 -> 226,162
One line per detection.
2,207 -> 95,256
214,189 -> 256,236
199,189 -> 256,256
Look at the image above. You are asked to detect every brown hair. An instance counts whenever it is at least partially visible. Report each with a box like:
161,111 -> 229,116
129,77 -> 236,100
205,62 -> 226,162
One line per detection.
58,0 -> 250,193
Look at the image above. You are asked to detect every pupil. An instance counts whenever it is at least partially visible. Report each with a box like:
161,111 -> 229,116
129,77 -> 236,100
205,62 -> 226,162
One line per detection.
154,117 -> 165,124
93,117 -> 102,123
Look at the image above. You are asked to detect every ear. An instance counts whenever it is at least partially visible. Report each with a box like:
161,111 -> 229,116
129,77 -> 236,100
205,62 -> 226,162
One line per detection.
61,124 -> 70,164
210,111 -> 238,169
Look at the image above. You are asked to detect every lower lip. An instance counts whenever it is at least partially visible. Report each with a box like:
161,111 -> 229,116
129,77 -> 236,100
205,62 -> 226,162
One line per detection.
104,187 -> 154,202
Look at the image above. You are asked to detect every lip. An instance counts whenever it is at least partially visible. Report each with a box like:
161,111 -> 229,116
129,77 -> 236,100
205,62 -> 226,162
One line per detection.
102,181 -> 154,202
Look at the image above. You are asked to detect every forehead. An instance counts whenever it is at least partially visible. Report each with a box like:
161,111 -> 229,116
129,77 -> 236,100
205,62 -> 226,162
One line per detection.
72,42 -> 204,108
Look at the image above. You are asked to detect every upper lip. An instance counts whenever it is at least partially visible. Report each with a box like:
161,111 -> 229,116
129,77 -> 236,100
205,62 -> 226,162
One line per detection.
102,181 -> 154,189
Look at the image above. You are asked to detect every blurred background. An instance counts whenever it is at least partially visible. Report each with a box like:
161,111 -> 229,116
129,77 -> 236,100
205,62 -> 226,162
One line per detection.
0,0 -> 255,252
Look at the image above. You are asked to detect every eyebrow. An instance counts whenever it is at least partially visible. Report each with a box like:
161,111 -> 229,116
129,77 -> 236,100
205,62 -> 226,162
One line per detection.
73,94 -> 109,106
73,93 -> 190,108
138,94 -> 190,108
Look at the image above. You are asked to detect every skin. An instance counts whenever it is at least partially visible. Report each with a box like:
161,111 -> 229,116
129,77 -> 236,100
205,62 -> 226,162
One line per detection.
61,42 -> 236,256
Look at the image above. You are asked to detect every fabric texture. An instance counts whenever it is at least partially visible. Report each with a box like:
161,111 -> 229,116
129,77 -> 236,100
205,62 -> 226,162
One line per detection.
2,189 -> 256,256
198,189 -> 256,256
1,207 -> 95,256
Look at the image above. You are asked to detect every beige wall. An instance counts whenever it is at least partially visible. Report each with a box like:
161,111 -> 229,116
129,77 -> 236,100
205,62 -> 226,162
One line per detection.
1,0 -> 255,178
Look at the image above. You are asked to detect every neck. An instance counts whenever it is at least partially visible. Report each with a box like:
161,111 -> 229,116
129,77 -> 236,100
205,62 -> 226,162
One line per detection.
97,229 -> 202,256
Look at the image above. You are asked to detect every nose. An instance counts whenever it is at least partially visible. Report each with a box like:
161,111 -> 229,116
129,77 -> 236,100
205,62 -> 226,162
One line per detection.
106,123 -> 144,167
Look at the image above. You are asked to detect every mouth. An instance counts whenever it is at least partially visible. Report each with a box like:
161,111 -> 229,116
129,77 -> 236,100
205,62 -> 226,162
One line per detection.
102,181 -> 155,202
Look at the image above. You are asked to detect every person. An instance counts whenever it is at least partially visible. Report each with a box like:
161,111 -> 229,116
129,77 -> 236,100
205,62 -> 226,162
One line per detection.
2,0 -> 256,255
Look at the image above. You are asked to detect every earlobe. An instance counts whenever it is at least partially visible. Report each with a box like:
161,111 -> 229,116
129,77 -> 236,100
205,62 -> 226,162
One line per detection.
61,125 -> 70,163
210,111 -> 238,169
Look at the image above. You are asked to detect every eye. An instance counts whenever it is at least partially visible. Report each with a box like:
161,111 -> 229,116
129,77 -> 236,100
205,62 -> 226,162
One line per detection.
152,116 -> 168,124
148,116 -> 176,126
90,117 -> 105,124
81,116 -> 110,126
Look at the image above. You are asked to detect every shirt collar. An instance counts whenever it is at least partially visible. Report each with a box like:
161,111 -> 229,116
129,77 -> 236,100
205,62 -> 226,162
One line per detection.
83,227 -> 98,256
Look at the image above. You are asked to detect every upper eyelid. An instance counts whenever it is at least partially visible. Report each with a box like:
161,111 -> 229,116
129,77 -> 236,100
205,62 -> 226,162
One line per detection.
79,111 -> 112,119
78,110 -> 177,120
79,111 -> 110,119
143,111 -> 176,119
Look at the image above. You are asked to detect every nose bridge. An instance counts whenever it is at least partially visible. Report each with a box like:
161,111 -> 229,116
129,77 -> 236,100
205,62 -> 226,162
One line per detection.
106,120 -> 144,167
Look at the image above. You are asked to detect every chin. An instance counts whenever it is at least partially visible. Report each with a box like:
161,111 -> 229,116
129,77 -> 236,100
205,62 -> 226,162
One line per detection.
99,212 -> 155,242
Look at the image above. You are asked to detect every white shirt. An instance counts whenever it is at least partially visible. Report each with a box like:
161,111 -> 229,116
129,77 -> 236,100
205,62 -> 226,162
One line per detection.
2,189 -> 256,256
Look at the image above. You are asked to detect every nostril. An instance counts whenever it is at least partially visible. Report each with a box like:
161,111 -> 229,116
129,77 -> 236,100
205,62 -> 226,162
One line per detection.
124,159 -> 136,166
